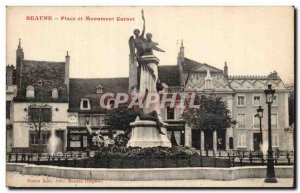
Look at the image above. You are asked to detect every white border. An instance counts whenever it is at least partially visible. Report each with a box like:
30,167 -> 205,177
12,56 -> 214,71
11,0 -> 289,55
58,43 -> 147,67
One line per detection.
0,1 -> 298,192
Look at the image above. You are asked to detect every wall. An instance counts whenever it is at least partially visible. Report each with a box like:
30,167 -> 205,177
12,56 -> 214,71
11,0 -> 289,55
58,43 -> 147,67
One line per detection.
12,102 -> 68,149
7,163 -> 294,181
232,90 -> 290,150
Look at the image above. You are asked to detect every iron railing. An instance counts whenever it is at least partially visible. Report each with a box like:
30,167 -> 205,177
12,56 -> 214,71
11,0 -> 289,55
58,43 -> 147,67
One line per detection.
6,149 -> 293,168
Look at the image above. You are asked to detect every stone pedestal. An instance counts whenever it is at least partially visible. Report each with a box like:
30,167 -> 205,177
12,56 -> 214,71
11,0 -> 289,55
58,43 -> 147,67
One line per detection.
127,118 -> 171,148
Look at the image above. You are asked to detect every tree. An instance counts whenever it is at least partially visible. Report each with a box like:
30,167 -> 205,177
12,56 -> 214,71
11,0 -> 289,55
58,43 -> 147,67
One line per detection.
25,104 -> 53,148
106,106 -> 137,138
182,95 -> 236,149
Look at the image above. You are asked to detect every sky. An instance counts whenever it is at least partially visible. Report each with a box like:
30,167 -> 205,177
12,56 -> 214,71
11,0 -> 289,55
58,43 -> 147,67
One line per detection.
6,7 -> 294,83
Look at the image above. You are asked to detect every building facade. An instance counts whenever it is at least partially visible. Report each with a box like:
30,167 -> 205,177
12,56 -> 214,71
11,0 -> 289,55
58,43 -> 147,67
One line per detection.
6,40 -> 292,152
8,40 -> 69,152
159,42 -> 291,151
6,65 -> 17,151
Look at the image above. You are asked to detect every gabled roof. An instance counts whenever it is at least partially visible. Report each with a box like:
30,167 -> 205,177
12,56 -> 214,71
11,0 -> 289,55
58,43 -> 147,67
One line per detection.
157,65 -> 181,86
182,57 -> 223,73
14,60 -> 68,102
69,77 -> 129,112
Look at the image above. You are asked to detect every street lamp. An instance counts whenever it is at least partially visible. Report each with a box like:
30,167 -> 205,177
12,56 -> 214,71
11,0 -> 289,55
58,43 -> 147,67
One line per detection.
264,84 -> 277,183
256,106 -> 264,145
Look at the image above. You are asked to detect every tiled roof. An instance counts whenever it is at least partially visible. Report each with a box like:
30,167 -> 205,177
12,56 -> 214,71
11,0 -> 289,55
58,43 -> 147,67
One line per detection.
157,65 -> 181,86
183,58 -> 223,73
68,78 -> 129,112
227,72 -> 287,90
185,73 -> 234,92
228,78 -> 287,91
14,60 -> 68,102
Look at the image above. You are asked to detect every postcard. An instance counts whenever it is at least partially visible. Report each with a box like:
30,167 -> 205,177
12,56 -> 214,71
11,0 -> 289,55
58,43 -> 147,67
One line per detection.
6,6 -> 295,188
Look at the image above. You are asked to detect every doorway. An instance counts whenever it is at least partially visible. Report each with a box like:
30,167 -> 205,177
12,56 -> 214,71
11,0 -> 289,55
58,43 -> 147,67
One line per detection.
191,129 -> 201,149
55,130 -> 65,152
217,130 -> 226,150
204,131 -> 213,150
253,133 -> 262,151
229,137 -> 234,149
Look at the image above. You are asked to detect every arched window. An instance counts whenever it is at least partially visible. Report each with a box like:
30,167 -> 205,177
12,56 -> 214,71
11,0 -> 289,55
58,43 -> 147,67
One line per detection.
80,99 -> 90,110
51,88 -> 58,99
253,114 -> 260,128
83,100 -> 88,108
26,85 -> 35,98
107,99 -> 115,109
96,85 -> 103,94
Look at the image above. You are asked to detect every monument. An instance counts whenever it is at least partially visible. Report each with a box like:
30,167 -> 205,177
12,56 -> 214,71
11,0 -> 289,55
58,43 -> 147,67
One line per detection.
127,10 -> 171,147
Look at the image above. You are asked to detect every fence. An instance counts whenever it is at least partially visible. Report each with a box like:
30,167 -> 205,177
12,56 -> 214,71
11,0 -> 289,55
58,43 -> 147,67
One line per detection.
6,149 -> 293,168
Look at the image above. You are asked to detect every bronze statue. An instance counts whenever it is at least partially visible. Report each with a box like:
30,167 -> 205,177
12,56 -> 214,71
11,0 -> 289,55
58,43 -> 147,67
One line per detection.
129,9 -> 146,62
128,9 -> 166,135
131,91 -> 165,135
129,9 -> 165,61
142,33 -> 165,55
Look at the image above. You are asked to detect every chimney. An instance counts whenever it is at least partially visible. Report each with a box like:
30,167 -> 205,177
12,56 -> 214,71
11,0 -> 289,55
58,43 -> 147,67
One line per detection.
268,71 -> 278,79
224,61 -> 228,77
65,51 -> 70,93
177,39 -> 185,86
16,39 -> 24,89
6,65 -> 15,86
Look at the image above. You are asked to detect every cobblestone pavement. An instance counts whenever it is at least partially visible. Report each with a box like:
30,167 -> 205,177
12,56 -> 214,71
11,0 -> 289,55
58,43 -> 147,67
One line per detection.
6,172 -> 294,188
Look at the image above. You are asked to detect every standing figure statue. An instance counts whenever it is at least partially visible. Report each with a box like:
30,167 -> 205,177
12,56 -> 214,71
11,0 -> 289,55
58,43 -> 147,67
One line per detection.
129,9 -> 146,63
128,9 -> 166,136
129,9 -> 165,62
142,33 -> 165,55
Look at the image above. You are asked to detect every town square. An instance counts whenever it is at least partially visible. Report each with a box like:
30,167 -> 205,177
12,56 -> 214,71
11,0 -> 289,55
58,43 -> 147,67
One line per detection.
5,7 -> 295,188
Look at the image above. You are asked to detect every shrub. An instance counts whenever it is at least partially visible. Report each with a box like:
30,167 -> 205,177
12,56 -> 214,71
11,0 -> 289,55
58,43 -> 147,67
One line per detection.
113,134 -> 129,147
94,146 -> 199,158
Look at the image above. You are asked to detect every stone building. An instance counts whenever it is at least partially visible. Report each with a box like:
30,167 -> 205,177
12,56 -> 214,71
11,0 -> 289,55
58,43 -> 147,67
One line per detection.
158,41 -> 291,151
6,40 -> 292,152
67,78 -> 128,151
8,40 -> 69,152
6,65 -> 17,151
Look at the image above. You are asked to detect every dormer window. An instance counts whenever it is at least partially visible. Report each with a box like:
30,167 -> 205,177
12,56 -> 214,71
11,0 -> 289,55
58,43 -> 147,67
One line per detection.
107,99 -> 115,109
96,85 -> 103,94
51,88 -> 58,99
80,99 -> 91,110
83,100 -> 88,108
26,85 -> 35,98
205,69 -> 213,89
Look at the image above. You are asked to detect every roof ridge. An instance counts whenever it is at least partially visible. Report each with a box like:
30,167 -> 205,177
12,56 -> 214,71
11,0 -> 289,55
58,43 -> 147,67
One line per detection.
70,77 -> 129,80
158,65 -> 177,67
183,57 -> 222,72
228,75 -> 276,79
24,59 -> 65,64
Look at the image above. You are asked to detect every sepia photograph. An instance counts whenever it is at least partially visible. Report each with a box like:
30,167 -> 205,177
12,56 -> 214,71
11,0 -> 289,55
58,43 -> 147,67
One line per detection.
5,6 -> 295,188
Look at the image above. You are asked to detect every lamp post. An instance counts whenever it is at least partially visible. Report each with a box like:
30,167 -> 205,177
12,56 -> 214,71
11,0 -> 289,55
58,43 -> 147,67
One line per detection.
257,106 -> 264,145
264,84 -> 277,183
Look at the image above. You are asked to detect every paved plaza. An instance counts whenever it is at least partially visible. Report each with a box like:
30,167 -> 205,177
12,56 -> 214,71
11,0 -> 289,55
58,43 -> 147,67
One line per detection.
6,172 -> 294,188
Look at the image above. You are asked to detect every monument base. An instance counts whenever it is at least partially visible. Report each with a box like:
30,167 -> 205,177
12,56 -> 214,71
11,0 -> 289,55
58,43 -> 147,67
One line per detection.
127,118 -> 172,148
